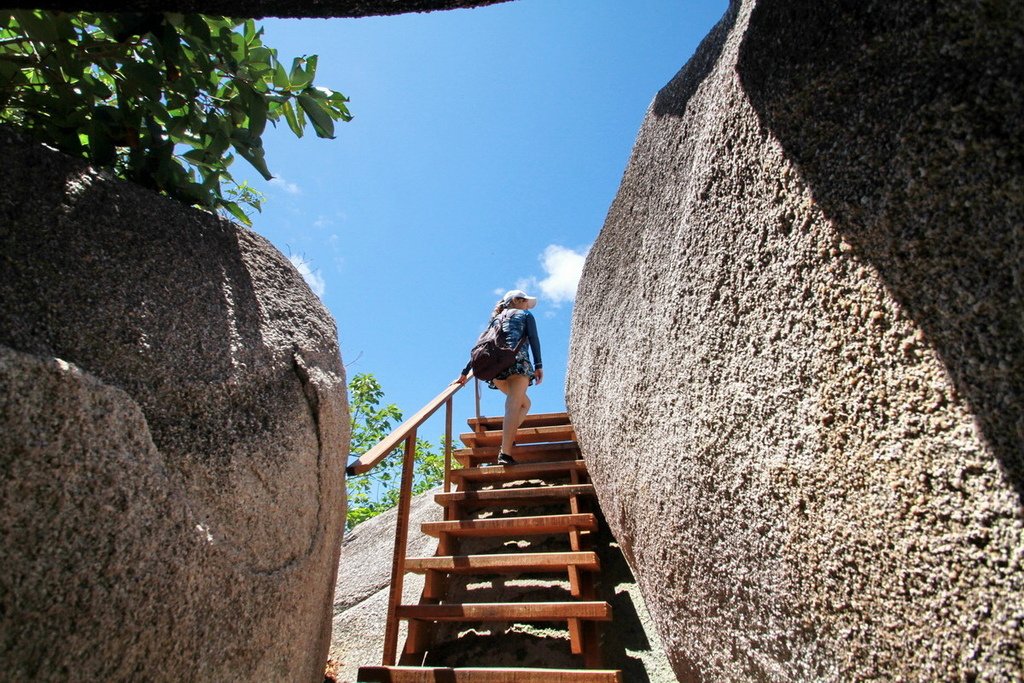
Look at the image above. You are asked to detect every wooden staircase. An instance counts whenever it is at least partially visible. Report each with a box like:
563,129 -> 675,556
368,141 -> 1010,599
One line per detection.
357,412 -> 622,683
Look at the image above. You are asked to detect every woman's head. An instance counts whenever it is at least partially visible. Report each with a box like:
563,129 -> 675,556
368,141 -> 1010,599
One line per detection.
501,289 -> 537,310
491,289 -> 537,318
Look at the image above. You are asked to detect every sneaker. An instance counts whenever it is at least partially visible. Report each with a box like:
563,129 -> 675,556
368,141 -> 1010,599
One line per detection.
497,452 -> 516,466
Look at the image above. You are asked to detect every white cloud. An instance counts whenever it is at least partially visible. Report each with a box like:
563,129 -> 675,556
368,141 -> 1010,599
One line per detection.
514,277 -> 538,294
269,176 -> 301,194
289,254 -> 326,298
537,244 -> 588,305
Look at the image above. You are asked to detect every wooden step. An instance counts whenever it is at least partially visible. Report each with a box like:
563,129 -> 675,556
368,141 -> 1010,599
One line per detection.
396,601 -> 612,622
467,411 -> 571,431
454,442 -> 581,467
435,484 -> 595,510
405,551 -> 600,574
449,460 -> 588,486
461,424 -> 577,449
421,513 -> 597,538
357,666 -> 622,682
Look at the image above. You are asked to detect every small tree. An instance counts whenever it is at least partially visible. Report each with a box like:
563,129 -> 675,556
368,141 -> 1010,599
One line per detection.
346,373 -> 446,530
0,10 -> 352,224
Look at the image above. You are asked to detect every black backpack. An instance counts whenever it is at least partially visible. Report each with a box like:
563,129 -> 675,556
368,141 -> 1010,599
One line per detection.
469,310 -> 528,381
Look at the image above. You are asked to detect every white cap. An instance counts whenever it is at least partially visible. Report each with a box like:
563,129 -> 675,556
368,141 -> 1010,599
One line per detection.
502,289 -> 537,309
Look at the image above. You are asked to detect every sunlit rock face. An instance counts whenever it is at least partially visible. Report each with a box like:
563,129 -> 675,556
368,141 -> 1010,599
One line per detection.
0,128 -> 348,682
567,0 -> 1023,680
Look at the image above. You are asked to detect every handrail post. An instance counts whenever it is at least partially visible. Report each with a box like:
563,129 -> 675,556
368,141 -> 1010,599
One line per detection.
382,430 -> 418,665
474,377 -> 481,423
444,397 -> 453,494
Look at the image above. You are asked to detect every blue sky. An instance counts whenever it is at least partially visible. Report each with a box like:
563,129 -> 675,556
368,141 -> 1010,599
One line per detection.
235,0 -> 727,449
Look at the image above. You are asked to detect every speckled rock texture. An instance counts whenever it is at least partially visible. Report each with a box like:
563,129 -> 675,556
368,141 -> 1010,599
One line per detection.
29,0 -> 511,20
0,128 -> 349,682
567,1 -> 1023,681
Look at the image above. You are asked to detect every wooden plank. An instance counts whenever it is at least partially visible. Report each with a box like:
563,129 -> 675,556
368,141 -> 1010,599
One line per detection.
435,484 -> 595,509
467,412 -> 571,431
453,443 -> 580,468
356,666 -> 623,683
405,551 -> 600,574
460,424 -> 577,449
382,434 -> 419,666
443,397 -> 453,493
449,460 -> 587,485
568,618 -> 583,655
568,469 -> 585,552
396,601 -> 612,622
421,513 -> 597,539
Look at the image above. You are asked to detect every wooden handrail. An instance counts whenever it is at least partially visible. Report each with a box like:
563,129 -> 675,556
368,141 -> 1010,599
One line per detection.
344,372 -> 474,666
346,373 -> 472,477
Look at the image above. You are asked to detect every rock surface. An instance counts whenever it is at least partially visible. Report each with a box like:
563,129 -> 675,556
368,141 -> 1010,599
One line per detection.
330,490 -> 442,682
0,128 -> 348,681
567,1 -> 1023,680
31,0 -> 510,20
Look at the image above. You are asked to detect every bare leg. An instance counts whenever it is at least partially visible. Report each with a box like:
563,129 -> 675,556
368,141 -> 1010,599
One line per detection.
496,374 -> 531,455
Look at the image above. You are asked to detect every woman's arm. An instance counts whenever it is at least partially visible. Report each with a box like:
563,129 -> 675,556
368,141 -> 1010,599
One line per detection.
525,312 -> 542,369
455,360 -> 472,384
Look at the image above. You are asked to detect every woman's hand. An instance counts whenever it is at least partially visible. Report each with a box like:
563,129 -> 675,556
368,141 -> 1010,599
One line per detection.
534,368 -> 544,385
454,374 -> 468,386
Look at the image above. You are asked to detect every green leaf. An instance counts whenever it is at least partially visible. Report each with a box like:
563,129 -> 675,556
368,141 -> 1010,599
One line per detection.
282,99 -> 303,138
222,200 -> 252,226
121,61 -> 163,101
87,119 -> 116,166
289,56 -> 314,90
240,84 -> 267,137
298,92 -> 334,139
79,72 -> 113,100
183,14 -> 211,47
182,148 -> 210,165
272,60 -> 290,90
232,138 -> 272,180
0,10 -> 349,222
13,10 -> 59,43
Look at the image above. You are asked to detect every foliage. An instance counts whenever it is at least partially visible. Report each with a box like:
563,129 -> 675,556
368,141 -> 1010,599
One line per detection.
0,10 -> 351,225
346,373 -> 448,531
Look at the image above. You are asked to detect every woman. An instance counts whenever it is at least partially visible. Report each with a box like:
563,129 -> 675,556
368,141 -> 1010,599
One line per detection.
458,289 -> 543,465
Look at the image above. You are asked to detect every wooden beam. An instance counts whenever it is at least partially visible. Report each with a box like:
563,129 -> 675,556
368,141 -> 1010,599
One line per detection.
434,484 -> 595,509
405,551 -> 600,574
421,513 -> 597,538
467,412 -> 571,430
396,601 -> 611,622
460,424 -> 577,448
349,377 -> 469,476
449,459 -> 587,485
356,666 -> 623,682
382,433 -> 418,665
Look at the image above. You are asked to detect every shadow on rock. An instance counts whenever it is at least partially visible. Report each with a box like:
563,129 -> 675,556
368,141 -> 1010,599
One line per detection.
735,0 -> 1024,500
